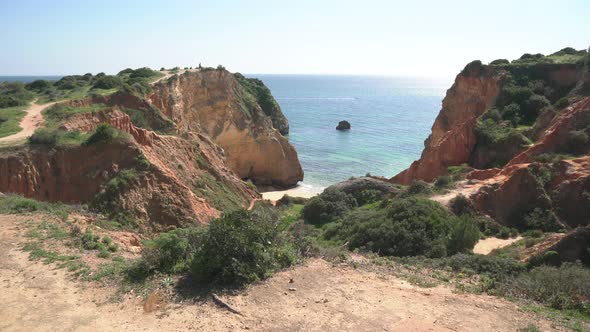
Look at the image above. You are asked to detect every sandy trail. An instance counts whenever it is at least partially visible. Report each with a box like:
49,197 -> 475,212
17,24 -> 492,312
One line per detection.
152,69 -> 199,85
473,236 -> 523,255
0,214 -> 559,332
0,100 -> 58,145
429,180 -> 483,206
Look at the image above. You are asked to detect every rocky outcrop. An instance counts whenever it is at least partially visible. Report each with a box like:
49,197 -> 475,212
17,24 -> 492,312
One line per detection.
391,64 -> 505,184
528,226 -> 590,266
336,120 -> 351,130
0,109 -> 259,230
506,97 -> 590,166
149,70 -> 303,187
391,62 -> 589,185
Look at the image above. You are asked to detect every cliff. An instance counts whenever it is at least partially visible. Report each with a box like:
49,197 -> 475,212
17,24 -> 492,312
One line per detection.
149,70 -> 303,187
391,47 -> 590,231
0,67 -> 300,229
391,64 -> 506,184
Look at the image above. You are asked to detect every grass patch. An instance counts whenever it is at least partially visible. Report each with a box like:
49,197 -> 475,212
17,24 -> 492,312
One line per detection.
22,241 -> 78,264
0,105 -> 27,138
43,103 -> 106,129
0,194 -> 71,220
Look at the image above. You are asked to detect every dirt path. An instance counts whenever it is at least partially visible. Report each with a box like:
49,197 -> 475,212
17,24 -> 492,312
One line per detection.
429,180 -> 483,206
152,69 -> 199,85
0,214 -> 560,332
473,236 -> 523,255
0,100 -> 58,145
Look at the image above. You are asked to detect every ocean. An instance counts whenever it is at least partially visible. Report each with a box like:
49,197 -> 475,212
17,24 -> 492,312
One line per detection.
1,74 -> 451,192
254,75 -> 451,192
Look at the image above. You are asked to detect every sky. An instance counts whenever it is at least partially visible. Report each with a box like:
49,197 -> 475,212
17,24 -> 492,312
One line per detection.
0,0 -> 588,77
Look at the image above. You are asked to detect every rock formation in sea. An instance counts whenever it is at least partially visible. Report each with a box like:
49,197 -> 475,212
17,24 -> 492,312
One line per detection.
336,120 -> 351,130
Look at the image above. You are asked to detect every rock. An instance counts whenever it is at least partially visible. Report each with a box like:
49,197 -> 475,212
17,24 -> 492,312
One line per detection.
288,288 -> 297,291
150,70 -> 303,187
336,120 -> 351,130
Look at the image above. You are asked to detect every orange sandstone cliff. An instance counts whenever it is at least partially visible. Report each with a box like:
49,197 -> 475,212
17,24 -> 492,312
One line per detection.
0,69 -> 301,230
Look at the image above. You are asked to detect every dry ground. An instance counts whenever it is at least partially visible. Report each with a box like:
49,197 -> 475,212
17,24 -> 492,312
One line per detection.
0,214 -> 565,331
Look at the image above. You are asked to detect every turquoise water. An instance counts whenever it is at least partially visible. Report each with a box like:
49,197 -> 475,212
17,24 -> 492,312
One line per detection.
253,75 -> 451,191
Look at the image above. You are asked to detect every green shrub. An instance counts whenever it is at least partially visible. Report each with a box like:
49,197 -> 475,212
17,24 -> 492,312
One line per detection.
460,60 -> 483,76
25,79 -> 52,91
490,59 -> 510,65
140,227 -> 206,275
92,75 -> 123,89
434,175 -> 452,189
402,180 -> 432,197
28,128 -> 59,145
302,188 -> 357,224
330,197 -> 454,257
81,229 -> 101,250
447,215 -> 480,255
191,209 -> 297,285
129,67 -> 157,78
524,208 -> 561,232
500,263 -> 590,313
568,129 -> 589,154
0,82 -> 34,108
449,194 -> 476,216
82,124 -> 121,146
554,97 -> 570,109
356,189 -> 382,205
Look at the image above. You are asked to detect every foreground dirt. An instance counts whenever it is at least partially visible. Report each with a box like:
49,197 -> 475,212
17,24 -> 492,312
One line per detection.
0,214 -> 560,331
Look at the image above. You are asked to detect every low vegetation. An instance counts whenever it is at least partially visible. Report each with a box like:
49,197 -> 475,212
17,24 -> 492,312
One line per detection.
0,106 -> 27,138
128,207 -> 297,286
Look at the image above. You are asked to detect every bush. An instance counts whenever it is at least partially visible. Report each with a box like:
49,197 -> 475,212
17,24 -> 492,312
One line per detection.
460,60 -> 483,76
25,79 -> 52,91
330,197 -> 454,257
568,129 -> 589,154
356,189 -> 382,205
28,128 -> 59,145
141,227 -> 206,274
402,180 -> 432,197
524,208 -> 561,232
554,97 -> 570,109
447,216 -> 480,255
434,175 -> 451,189
500,263 -> 590,313
92,75 -> 122,89
449,194 -> 476,216
82,124 -> 120,146
302,188 -> 357,224
129,67 -> 157,79
490,59 -> 510,66
191,209 -> 297,285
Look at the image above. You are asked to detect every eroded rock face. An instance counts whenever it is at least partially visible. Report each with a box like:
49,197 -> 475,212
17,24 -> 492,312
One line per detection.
0,110 -> 259,230
391,66 -> 505,184
149,70 -> 303,188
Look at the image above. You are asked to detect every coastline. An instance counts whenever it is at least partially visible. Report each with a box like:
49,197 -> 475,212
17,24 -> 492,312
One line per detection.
259,182 -> 324,201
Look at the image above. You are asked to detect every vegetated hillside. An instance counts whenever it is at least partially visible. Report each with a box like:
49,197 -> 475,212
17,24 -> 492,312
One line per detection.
0,66 -> 302,230
389,48 -> 590,234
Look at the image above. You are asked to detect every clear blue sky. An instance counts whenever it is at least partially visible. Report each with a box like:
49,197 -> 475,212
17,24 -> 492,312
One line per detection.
0,0 -> 588,77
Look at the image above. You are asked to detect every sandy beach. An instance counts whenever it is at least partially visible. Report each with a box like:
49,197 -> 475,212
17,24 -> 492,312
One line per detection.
260,182 -> 323,201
